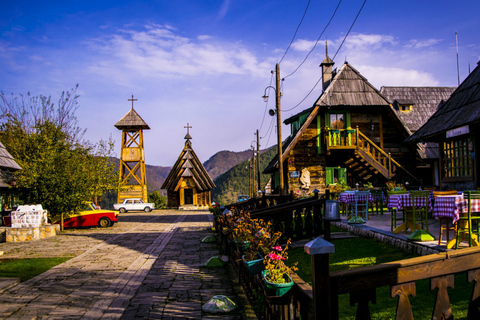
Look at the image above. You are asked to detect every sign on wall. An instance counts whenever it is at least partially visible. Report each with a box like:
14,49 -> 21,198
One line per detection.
446,125 -> 470,138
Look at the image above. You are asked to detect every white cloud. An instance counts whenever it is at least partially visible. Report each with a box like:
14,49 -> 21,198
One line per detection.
217,0 -> 231,21
341,34 -> 396,50
406,39 -> 442,48
86,24 -> 269,83
291,39 -> 317,52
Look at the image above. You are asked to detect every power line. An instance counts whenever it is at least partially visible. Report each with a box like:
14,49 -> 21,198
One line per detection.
282,0 -> 367,113
283,0 -> 343,79
278,0 -> 312,65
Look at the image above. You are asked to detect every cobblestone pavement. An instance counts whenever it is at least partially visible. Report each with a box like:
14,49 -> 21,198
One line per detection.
0,210 -> 247,319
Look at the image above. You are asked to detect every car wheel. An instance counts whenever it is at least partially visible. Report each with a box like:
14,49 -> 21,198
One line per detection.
98,217 -> 111,228
119,208 -> 126,213
144,207 -> 151,212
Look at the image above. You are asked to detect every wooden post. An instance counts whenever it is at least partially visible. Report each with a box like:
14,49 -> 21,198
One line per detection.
276,63 -> 284,195
305,237 -> 335,320
256,129 -> 261,194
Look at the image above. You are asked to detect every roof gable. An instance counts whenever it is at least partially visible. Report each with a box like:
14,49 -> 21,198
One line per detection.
115,108 -> 150,130
161,140 -> 215,191
407,62 -> 480,142
316,63 -> 390,107
0,141 -> 21,171
380,86 -> 456,133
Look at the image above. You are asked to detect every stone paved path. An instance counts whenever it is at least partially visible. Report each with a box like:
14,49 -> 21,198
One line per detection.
0,210 -> 246,319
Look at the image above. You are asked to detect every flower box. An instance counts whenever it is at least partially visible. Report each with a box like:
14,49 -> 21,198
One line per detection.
235,240 -> 250,254
242,253 -> 263,275
261,270 -> 294,297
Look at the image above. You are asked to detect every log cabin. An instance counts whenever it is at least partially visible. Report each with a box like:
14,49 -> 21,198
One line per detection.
407,61 -> 480,190
264,52 -> 454,194
0,141 -> 21,222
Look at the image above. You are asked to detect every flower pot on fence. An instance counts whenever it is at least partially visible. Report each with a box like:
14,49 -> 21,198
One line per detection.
242,253 -> 264,275
261,270 -> 294,297
235,240 -> 250,254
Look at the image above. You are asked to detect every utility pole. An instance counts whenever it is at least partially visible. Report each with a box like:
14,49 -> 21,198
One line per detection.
276,63 -> 284,195
251,145 -> 256,198
256,129 -> 261,194
247,159 -> 251,199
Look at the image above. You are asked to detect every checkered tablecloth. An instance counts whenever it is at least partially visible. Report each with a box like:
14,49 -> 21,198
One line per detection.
387,193 -> 433,211
371,192 -> 386,202
338,192 -> 374,205
433,195 -> 480,224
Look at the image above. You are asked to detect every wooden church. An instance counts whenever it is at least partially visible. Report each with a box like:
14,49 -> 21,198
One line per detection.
162,125 -> 215,209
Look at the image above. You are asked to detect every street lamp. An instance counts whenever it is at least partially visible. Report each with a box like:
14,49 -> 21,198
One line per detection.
262,63 -> 284,195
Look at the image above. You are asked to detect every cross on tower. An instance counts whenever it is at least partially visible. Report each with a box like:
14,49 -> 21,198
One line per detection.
184,123 -> 192,135
128,95 -> 138,109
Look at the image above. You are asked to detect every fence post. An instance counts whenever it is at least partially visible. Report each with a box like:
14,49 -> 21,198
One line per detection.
305,237 -> 335,320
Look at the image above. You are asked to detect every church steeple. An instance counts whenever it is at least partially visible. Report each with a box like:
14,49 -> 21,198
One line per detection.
320,41 -> 335,91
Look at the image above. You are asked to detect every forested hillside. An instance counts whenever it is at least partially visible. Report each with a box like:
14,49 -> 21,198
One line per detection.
203,149 -> 253,180
212,146 -> 277,205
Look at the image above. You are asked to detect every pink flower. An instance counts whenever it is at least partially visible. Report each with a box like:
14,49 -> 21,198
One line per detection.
272,246 -> 282,252
268,252 -> 285,261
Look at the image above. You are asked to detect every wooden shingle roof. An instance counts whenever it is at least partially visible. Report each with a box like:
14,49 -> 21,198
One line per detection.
380,87 -> 456,133
161,140 -> 215,191
0,141 -> 21,171
114,108 -> 150,130
319,62 -> 391,107
407,62 -> 480,142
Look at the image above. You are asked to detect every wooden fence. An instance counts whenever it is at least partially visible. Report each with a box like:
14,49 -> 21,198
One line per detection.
216,193 -> 480,319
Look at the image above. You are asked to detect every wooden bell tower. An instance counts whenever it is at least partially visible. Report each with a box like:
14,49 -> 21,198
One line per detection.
114,95 -> 150,203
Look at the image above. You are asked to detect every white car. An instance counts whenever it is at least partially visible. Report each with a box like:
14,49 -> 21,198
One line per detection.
113,199 -> 155,213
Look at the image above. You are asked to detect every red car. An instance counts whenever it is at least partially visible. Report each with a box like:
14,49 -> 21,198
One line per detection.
54,202 -> 119,228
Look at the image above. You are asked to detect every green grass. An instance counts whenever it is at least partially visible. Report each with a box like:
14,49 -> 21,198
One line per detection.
286,237 -> 471,319
0,257 -> 72,282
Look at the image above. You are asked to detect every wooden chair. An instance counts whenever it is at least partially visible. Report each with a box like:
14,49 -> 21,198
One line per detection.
387,190 -> 407,232
404,190 -> 430,233
370,189 -> 384,215
432,190 -> 458,245
455,191 -> 480,248
354,191 -> 370,220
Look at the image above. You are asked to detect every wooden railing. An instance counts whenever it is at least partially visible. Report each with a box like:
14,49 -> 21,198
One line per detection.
216,195 -> 326,319
227,194 -> 293,215
325,248 -> 480,319
326,127 -> 418,182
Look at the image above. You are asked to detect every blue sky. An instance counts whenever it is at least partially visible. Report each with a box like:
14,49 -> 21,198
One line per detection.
1,0 -> 479,166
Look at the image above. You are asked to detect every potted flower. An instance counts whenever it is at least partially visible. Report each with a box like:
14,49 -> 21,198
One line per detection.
242,219 -> 281,275
261,240 -> 298,297
232,214 -> 255,253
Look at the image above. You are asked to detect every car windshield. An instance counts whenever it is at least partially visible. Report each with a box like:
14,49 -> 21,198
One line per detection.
91,203 -> 99,210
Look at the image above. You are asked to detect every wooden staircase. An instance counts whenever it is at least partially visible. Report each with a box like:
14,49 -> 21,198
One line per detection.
326,127 -> 418,182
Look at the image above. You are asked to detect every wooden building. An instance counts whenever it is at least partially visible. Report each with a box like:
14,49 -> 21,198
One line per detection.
161,127 -> 215,209
407,61 -> 480,190
381,86 -> 455,186
0,141 -> 21,220
114,97 -> 150,202
264,52 -> 453,194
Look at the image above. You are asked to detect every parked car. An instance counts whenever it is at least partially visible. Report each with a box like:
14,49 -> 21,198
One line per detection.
52,202 -> 119,228
237,195 -> 249,202
113,198 -> 155,213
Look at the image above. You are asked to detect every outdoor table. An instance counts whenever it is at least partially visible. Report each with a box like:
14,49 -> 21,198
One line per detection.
389,193 -> 434,235
338,192 -> 374,205
433,194 -> 480,249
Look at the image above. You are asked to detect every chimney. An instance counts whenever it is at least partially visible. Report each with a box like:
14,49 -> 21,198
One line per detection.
320,42 -> 335,91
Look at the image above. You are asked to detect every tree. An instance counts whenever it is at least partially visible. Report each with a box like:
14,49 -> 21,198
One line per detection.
0,85 -> 118,222
148,191 -> 167,209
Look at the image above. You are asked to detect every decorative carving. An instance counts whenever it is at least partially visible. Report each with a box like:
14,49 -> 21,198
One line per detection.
391,282 -> 416,320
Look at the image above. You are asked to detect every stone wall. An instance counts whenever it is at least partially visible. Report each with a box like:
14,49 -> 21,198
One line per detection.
332,221 -> 441,256
5,224 -> 59,242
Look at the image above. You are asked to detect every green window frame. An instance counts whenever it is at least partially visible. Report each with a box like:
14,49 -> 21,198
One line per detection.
326,167 -> 347,186
325,111 -> 350,129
